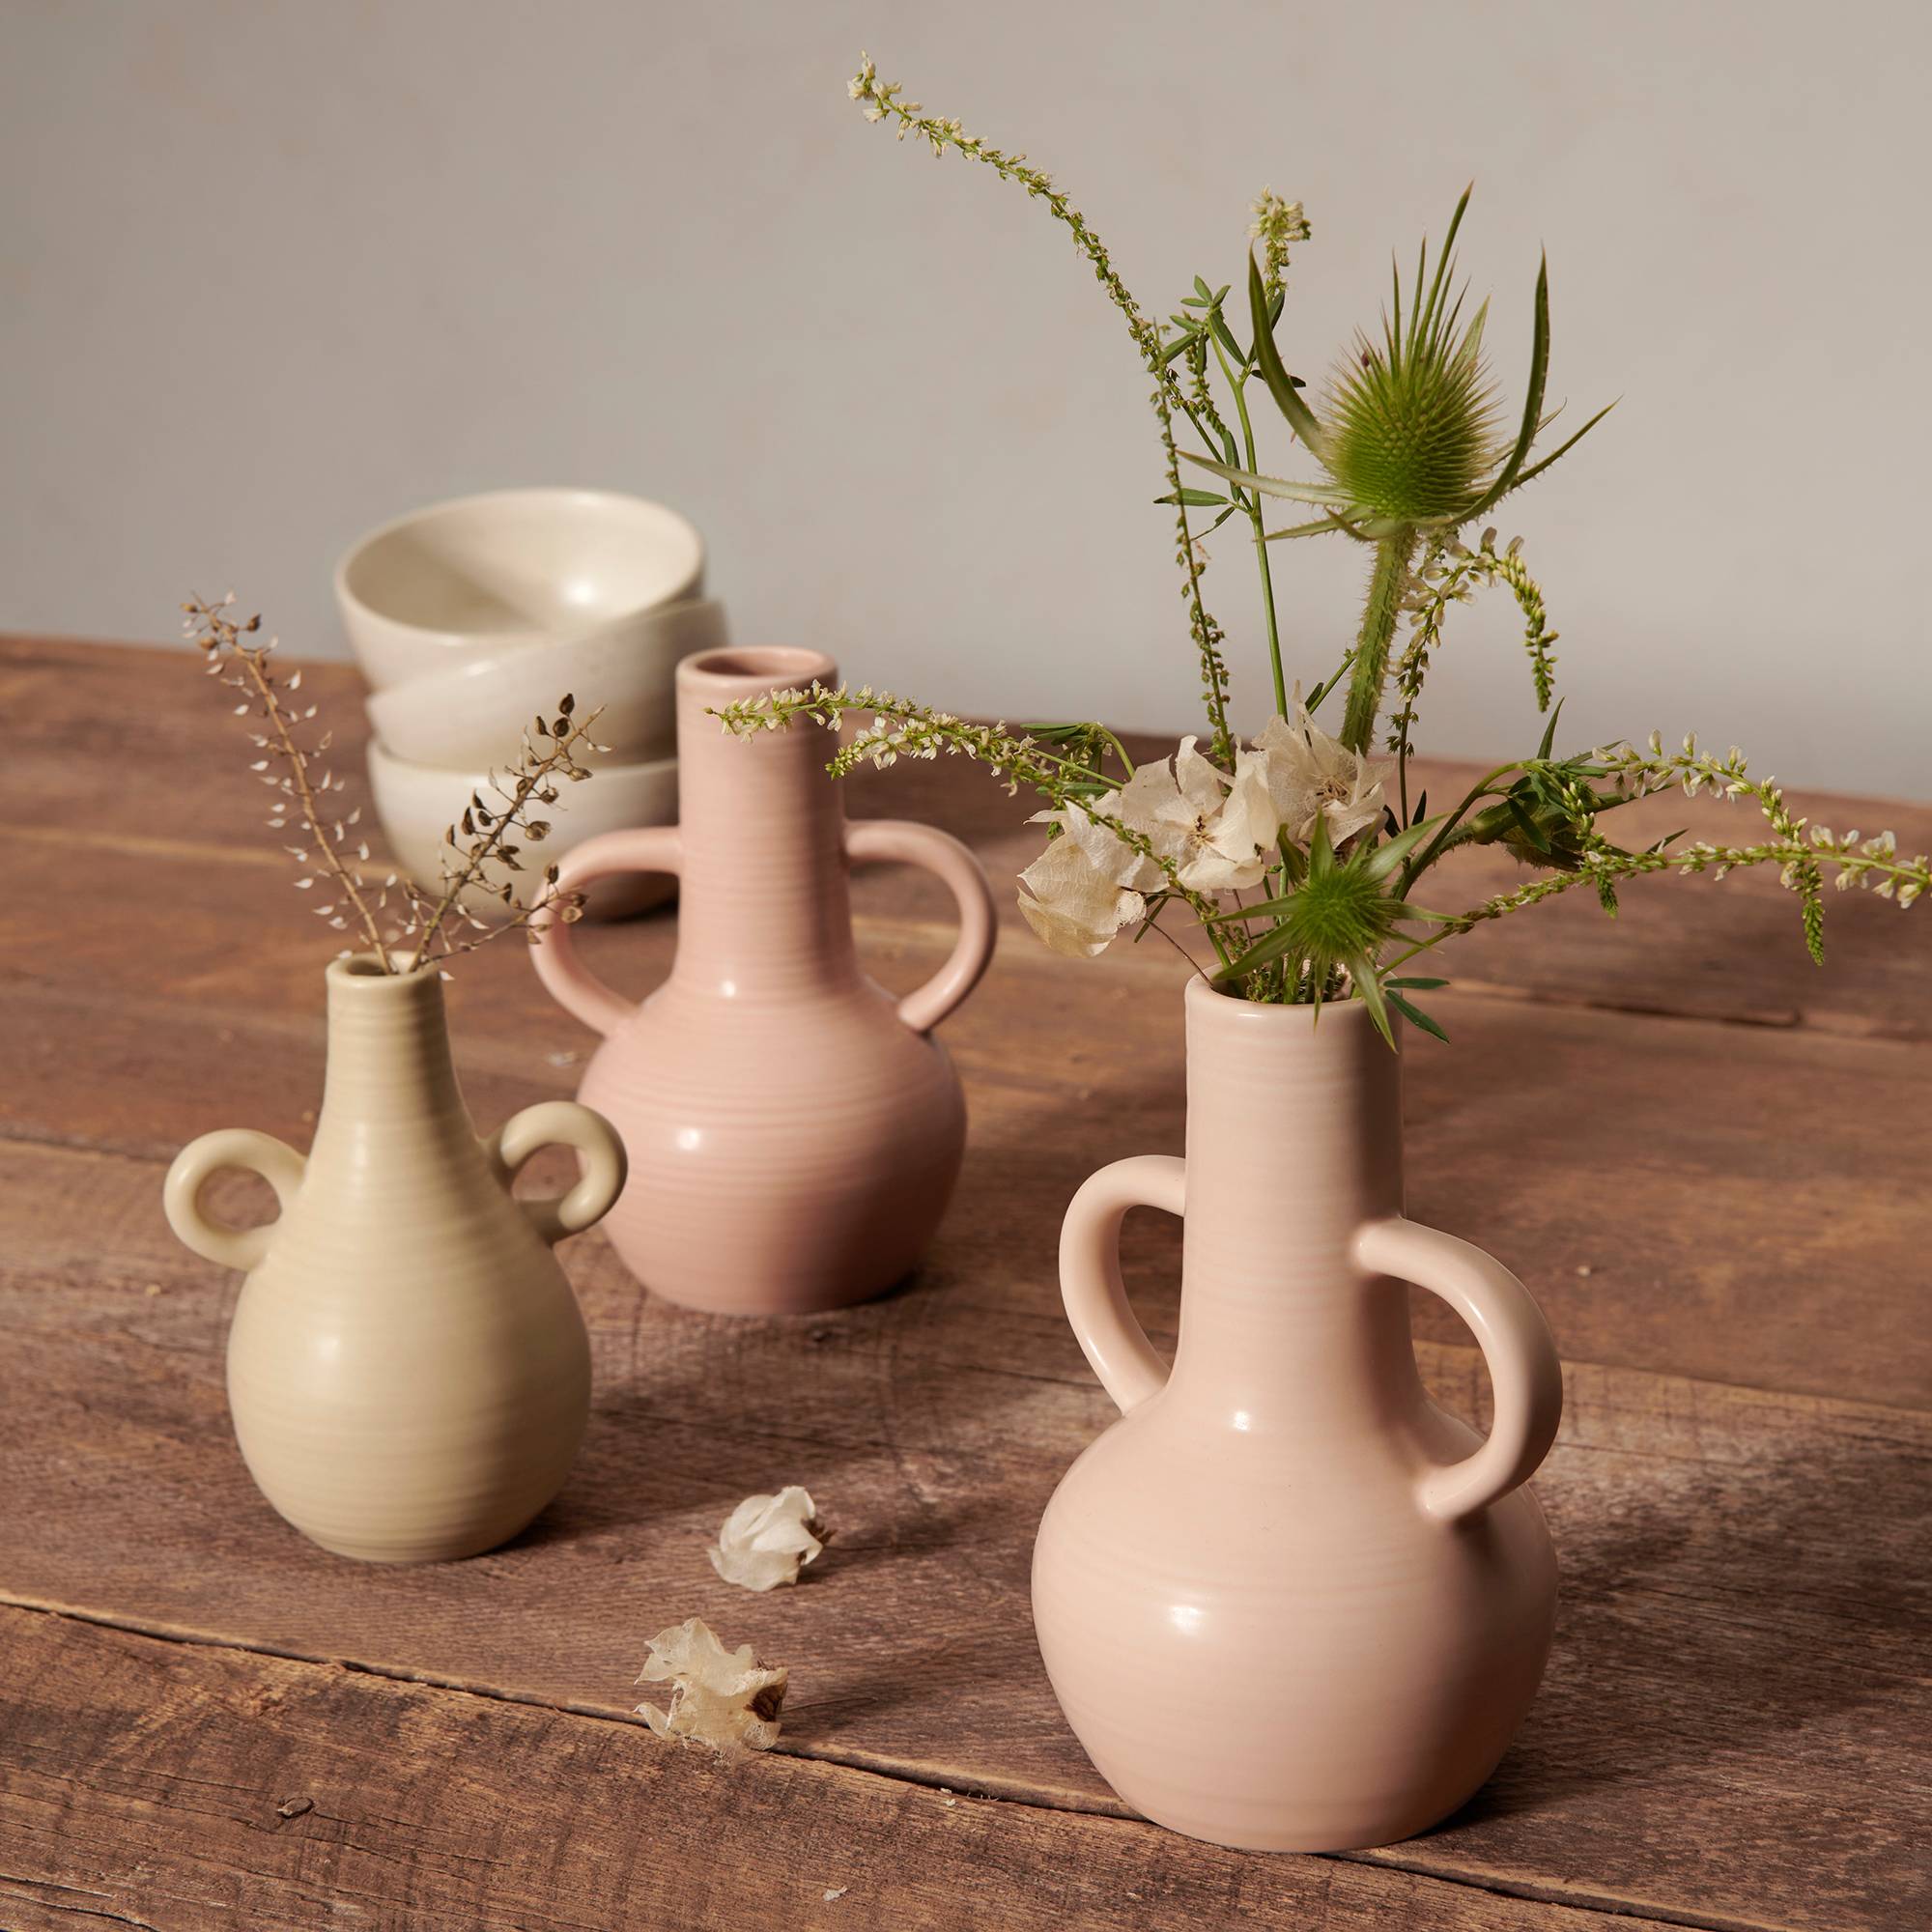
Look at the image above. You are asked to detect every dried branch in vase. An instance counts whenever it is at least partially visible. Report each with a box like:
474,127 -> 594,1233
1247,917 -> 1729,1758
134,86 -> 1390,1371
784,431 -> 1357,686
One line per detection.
184,593 -> 603,976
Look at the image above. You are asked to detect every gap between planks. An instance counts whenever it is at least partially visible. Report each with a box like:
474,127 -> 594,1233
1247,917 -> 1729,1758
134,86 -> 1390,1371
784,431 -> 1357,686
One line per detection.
0,1597 -> 1791,1932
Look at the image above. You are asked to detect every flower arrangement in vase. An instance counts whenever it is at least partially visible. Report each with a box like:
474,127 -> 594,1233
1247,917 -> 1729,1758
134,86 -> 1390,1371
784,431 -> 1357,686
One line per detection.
712,59 -> 1932,1854
160,598 -> 627,1562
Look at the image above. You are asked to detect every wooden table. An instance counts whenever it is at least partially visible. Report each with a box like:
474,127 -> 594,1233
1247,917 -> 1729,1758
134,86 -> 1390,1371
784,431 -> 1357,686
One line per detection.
3,635 -> 1928,1931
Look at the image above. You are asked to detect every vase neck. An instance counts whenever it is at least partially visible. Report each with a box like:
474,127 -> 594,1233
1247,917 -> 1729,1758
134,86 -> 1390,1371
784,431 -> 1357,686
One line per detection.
312,957 -> 476,1156
1166,980 -> 1420,1432
668,647 -> 861,1001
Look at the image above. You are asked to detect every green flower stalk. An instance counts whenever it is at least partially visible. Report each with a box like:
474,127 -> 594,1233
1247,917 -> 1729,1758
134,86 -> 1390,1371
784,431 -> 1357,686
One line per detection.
845,54 -> 1238,764
1189,190 -> 1612,753
703,57 -> 1932,1042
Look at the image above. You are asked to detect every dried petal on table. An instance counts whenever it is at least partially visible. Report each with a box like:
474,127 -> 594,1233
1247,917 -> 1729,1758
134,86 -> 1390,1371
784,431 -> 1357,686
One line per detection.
635,1617 -> 787,1752
708,1485 -> 828,1592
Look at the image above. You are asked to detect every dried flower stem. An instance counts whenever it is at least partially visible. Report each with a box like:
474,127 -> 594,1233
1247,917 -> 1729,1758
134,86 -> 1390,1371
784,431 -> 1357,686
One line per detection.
235,649 -> 388,957
401,701 -> 605,971
185,595 -> 389,964
187,593 -> 600,977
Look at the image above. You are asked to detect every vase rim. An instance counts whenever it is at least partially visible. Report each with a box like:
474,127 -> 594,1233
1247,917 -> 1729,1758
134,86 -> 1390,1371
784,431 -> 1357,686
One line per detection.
1183,972 -> 1378,1033
327,952 -> 445,996
678,645 -> 838,696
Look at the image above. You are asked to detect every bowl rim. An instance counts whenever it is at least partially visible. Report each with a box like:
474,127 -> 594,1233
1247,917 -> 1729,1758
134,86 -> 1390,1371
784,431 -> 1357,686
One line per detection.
365,735 -> 680,785
334,487 -> 706,647
363,595 -> 724,714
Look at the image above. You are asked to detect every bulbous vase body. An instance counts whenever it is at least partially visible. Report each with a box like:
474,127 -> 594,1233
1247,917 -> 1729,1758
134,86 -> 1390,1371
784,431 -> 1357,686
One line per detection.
532,647 -> 996,1316
1032,979 -> 1563,1851
163,958 -> 626,1562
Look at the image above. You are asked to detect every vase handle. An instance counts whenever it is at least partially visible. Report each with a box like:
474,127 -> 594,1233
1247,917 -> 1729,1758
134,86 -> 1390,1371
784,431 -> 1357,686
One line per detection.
1058,1154 -> 1186,1414
1353,1217 -> 1564,1524
529,826 -> 683,1036
845,820 -> 997,1034
163,1128 -> 308,1270
485,1100 -> 629,1244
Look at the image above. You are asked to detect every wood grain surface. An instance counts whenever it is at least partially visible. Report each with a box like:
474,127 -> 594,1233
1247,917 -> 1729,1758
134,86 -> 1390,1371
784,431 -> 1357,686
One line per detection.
1,637 -> 1927,1932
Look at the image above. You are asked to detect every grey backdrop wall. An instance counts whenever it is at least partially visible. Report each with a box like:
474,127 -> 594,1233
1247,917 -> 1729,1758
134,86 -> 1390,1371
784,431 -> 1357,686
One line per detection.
4,0 -> 1927,796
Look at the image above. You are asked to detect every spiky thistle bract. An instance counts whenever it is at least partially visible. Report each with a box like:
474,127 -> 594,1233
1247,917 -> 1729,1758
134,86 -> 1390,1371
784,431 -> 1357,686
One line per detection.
1192,187 -> 1611,539
1207,814 -> 1451,1044
1186,190 -> 1612,753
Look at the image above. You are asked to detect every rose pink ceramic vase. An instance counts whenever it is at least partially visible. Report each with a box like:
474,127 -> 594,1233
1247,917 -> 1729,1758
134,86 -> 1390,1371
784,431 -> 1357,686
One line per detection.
531,646 -> 997,1316
1032,977 -> 1564,1852
162,956 -> 626,1563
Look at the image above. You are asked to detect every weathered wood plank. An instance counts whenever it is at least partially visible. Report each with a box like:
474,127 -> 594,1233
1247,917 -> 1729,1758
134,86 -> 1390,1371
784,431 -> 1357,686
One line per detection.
8,630 -> 1931,1930
0,1606 -> 1666,1932
9,634 -> 1931,1038
1,1135 -> 1926,1931
3,877 -> 1927,1408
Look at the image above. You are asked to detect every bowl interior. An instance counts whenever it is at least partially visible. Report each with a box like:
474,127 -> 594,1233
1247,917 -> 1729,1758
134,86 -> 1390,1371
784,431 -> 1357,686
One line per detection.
341,491 -> 703,639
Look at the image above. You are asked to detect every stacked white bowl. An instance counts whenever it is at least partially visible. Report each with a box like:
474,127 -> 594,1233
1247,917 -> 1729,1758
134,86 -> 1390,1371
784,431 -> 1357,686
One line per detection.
336,489 -> 726,920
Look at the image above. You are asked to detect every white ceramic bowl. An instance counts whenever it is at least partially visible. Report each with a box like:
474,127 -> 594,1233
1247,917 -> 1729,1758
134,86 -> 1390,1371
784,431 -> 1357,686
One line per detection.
366,739 -> 678,923
337,488 -> 705,691
365,597 -> 727,770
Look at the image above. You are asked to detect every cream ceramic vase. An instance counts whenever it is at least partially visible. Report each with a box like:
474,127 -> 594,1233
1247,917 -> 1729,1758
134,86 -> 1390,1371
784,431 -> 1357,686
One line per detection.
162,956 -> 626,1562
531,646 -> 997,1316
1032,978 -> 1564,1852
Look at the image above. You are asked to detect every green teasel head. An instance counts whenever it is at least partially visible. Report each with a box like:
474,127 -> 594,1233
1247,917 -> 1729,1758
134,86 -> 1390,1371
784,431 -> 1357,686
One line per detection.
1321,208 -> 1502,524
1206,814 -> 1450,1044
1190,186 -> 1612,537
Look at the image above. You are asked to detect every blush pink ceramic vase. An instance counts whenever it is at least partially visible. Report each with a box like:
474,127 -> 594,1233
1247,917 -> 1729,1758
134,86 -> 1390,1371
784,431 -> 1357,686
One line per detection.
531,646 -> 997,1316
1032,977 -> 1564,1852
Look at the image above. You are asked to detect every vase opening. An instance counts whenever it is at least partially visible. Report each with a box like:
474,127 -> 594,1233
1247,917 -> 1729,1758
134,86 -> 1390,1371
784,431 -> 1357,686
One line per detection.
681,645 -> 837,688
327,952 -> 443,995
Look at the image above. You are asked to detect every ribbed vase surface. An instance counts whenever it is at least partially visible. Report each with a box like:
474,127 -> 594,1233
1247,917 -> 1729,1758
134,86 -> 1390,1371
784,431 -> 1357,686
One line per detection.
1033,978 -> 1564,1850
532,647 -> 996,1315
164,957 -> 625,1561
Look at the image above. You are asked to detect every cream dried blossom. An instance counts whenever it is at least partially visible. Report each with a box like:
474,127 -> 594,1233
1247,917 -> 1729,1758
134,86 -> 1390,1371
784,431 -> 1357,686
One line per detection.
709,1486 -> 828,1592
1255,703 -> 1394,847
635,1618 -> 787,1752
1118,737 -> 1278,892
1017,790 -> 1163,957
1015,737 -> 1284,956
1017,835 -> 1144,958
